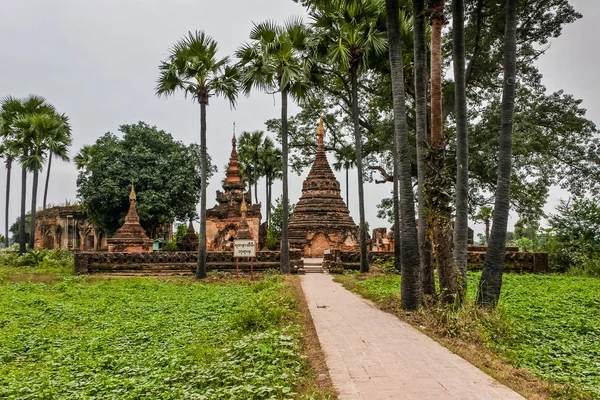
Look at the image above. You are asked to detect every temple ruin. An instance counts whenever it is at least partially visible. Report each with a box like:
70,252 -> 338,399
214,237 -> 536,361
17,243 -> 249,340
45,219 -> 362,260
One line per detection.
107,184 -> 154,252
288,117 -> 358,257
206,132 -> 261,252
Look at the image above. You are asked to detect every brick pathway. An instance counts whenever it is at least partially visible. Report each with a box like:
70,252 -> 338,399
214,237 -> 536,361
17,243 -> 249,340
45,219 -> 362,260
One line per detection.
301,274 -> 525,400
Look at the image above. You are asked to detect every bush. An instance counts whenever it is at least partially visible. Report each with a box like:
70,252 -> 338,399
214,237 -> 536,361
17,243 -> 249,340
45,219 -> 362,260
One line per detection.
162,241 -> 178,251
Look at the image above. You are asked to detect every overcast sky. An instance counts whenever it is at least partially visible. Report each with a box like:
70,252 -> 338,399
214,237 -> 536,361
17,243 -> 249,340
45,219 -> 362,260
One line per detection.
0,0 -> 598,239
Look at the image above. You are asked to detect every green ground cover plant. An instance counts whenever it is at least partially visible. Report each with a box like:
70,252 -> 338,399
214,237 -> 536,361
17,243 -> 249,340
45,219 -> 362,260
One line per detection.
0,266 -> 324,399
336,271 -> 600,398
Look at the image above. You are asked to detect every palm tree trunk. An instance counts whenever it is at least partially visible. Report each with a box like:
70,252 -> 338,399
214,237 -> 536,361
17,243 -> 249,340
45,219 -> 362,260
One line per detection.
387,0 -> 423,310
19,156 -> 27,255
280,88 -> 290,274
485,220 -> 490,243
429,0 -> 457,304
43,152 -> 53,210
414,0 -> 435,297
29,169 -> 39,249
254,164 -> 258,204
477,0 -> 519,308
345,167 -> 349,206
265,174 -> 269,225
5,160 -> 11,248
351,66 -> 369,274
197,100 -> 208,279
453,0 -> 469,300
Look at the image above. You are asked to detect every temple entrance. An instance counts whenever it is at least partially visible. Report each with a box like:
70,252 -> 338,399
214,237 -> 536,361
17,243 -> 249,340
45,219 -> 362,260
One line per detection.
43,235 -> 54,249
86,235 -> 95,251
308,233 -> 330,257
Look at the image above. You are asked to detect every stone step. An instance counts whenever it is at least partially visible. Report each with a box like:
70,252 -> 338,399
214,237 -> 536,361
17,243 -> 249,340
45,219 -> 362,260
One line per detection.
303,266 -> 324,274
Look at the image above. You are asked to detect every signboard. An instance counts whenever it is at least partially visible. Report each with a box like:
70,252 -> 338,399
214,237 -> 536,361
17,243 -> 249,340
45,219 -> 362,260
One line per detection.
234,239 -> 256,257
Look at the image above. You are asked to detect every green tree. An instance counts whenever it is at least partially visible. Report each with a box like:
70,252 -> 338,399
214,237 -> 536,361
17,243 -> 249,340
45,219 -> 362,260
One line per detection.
478,0 -> 519,308
386,0 -> 422,310
9,212 -> 31,246
76,122 -> 212,237
42,114 -> 72,210
0,142 -> 16,248
236,18 -> 311,274
0,95 -> 56,254
259,136 -> 282,226
452,0 -> 469,300
156,30 -> 238,279
237,130 -> 264,204
474,206 -> 493,244
268,196 -> 295,240
312,0 -> 388,273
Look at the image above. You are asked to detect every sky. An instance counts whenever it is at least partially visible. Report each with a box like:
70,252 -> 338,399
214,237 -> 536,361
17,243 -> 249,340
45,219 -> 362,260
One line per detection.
0,0 -> 598,240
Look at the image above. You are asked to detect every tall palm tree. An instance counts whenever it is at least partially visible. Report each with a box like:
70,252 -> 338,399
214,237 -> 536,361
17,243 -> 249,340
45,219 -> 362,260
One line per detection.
453,0 -> 469,300
43,114 -> 72,209
477,0 -> 519,308
428,0 -> 458,304
386,0 -> 422,310
237,18 -> 310,274
0,140 -> 16,248
156,30 -> 239,279
413,0 -> 435,297
333,143 -> 355,206
0,95 -> 56,254
74,145 -> 95,171
237,130 -> 264,204
259,136 -> 282,226
313,0 -> 388,273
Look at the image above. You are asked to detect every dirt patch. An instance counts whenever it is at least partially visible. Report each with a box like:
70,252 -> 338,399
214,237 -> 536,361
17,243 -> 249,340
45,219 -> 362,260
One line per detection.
288,275 -> 338,399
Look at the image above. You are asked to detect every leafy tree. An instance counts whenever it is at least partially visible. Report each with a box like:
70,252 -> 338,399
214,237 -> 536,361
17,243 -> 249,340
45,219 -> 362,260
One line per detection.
477,0 -> 519,308
312,0 -> 388,273
236,18 -> 311,274
9,212 -> 31,246
259,136 -> 282,225
0,95 -> 57,254
474,206 -> 493,244
76,122 -> 212,237
156,30 -> 238,279
43,114 -> 72,210
386,0 -> 422,309
513,218 -> 539,240
268,196 -> 295,240
237,130 -> 264,204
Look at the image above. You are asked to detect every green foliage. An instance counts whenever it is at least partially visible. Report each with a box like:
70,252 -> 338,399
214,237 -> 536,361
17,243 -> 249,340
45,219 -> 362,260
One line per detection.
162,241 -> 179,252
268,196 -> 295,240
9,212 -> 31,243
0,248 -> 74,281
336,272 -> 600,398
174,223 -> 188,244
266,229 -> 279,250
76,122 -> 214,236
0,274 -> 321,399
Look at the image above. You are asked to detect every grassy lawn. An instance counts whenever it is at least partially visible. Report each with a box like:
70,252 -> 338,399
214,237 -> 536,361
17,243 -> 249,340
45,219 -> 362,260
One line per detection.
335,271 -> 600,399
0,263 -> 329,399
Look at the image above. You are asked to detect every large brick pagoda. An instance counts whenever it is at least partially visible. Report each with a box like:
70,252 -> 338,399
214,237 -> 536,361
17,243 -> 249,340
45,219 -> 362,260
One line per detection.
288,117 -> 358,257
206,132 -> 261,251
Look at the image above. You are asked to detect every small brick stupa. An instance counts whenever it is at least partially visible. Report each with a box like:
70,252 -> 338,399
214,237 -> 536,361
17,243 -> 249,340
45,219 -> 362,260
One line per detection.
180,220 -> 199,252
206,131 -> 261,251
107,184 -> 153,252
288,117 -> 358,257
237,195 -> 253,240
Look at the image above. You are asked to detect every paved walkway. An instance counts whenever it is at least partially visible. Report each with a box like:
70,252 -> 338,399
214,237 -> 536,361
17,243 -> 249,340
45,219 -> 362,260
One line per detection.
301,274 -> 525,400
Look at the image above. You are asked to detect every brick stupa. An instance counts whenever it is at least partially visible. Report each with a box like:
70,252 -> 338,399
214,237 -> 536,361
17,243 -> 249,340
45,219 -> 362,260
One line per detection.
288,117 -> 358,257
206,131 -> 261,251
107,184 -> 153,252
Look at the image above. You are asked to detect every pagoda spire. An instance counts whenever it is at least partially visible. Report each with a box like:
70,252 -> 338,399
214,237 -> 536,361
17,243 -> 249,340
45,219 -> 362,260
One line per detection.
316,112 -> 325,152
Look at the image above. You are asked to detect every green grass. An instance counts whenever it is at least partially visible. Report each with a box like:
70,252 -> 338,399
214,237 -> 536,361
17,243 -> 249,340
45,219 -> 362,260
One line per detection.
336,271 -> 600,398
0,265 -> 320,399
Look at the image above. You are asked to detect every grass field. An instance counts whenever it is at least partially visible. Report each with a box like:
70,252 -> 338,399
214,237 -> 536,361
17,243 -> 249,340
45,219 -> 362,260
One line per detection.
0,264 -> 328,399
335,271 -> 600,399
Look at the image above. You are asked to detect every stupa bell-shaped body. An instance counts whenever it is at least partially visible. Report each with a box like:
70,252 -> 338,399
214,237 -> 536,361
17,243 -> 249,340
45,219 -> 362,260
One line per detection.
288,116 -> 358,257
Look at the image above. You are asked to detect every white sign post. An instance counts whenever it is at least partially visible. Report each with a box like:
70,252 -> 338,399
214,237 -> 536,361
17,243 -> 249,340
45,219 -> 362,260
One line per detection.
234,239 -> 256,279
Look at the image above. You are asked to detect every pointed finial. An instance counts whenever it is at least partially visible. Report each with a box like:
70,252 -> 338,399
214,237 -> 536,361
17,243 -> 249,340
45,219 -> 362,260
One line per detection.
129,182 -> 136,201
316,112 -> 325,151
232,122 -> 236,143
240,192 -> 247,217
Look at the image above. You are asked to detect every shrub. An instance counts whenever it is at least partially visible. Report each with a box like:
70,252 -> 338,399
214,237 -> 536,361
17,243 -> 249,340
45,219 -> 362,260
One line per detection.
162,241 -> 179,251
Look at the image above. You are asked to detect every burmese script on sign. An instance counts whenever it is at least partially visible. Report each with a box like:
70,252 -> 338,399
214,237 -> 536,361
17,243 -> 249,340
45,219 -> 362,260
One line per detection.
234,239 -> 256,257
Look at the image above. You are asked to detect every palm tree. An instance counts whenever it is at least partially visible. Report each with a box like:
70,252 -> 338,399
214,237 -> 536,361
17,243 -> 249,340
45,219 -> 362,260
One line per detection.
74,145 -> 95,171
453,0 -> 469,300
259,136 -> 282,226
0,95 -> 56,254
313,0 -> 388,273
477,0 -> 519,308
0,140 -> 16,248
333,143 -> 355,206
156,30 -> 239,279
412,0 -> 435,298
43,114 -> 72,209
237,130 -> 264,204
474,206 -> 493,244
236,18 -> 311,274
428,0 -> 458,304
386,0 -> 422,310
